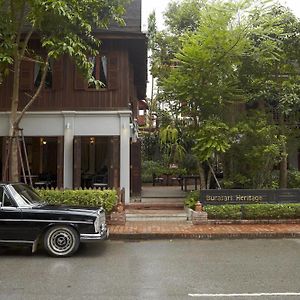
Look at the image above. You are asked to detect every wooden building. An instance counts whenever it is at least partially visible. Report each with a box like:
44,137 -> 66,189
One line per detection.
0,0 -> 146,203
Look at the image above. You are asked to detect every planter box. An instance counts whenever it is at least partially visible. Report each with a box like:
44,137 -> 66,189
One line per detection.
192,211 -> 208,225
107,211 -> 126,225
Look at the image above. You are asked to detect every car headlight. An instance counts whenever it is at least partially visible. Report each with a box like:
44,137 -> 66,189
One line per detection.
94,216 -> 100,233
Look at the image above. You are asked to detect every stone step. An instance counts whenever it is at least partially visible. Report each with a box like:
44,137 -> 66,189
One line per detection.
126,209 -> 188,222
126,202 -> 184,210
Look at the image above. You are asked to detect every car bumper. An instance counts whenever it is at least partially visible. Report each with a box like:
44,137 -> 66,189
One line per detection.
80,224 -> 109,242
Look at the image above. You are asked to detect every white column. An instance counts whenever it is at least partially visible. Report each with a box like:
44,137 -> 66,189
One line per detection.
120,115 -> 130,203
63,113 -> 75,189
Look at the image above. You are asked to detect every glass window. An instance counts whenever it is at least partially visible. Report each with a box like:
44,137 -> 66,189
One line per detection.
88,55 -> 107,89
34,59 -> 53,88
0,187 -> 14,207
3,192 -> 14,207
0,187 -> 3,207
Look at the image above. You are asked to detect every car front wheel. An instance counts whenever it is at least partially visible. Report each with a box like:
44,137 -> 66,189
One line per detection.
44,226 -> 80,257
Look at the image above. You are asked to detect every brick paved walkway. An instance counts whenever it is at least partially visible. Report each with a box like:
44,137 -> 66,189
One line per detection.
109,221 -> 300,240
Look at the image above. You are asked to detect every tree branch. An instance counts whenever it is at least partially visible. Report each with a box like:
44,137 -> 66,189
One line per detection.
15,57 -> 49,127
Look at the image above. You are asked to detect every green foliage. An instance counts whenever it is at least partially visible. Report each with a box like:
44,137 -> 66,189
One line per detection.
141,160 -> 186,183
204,205 -> 241,220
287,170 -> 300,188
225,112 -> 284,188
222,174 -> 250,189
242,204 -> 300,220
192,118 -> 232,162
159,125 -> 186,164
164,0 -> 205,34
184,190 -> 200,209
36,189 -> 118,213
141,132 -> 160,161
0,0 -> 129,83
203,203 -> 300,220
150,0 -> 300,189
141,160 -> 166,183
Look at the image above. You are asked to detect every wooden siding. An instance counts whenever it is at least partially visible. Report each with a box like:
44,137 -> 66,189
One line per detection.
0,39 -> 145,113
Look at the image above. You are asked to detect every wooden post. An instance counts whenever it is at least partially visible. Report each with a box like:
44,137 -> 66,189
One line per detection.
57,136 -> 64,189
108,136 -> 120,189
2,137 -> 9,181
130,139 -> 141,196
73,136 -> 81,189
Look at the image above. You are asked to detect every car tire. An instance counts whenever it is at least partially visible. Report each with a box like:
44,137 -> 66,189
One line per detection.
43,226 -> 80,257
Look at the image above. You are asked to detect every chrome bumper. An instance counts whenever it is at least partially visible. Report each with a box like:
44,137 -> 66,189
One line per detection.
80,224 -> 109,242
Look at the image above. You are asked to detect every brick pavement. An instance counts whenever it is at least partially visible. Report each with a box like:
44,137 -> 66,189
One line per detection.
109,221 -> 300,240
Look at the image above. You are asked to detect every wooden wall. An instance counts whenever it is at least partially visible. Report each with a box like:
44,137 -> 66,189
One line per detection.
0,39 -> 140,113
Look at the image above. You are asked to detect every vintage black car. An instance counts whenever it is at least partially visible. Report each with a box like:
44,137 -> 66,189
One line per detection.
0,183 -> 108,257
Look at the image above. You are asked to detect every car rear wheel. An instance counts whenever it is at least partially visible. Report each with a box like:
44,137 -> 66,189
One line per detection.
44,226 -> 80,257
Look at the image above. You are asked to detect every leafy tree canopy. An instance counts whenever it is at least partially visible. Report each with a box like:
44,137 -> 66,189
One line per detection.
0,0 -> 129,82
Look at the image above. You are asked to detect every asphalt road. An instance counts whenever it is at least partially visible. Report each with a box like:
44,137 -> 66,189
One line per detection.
0,239 -> 299,300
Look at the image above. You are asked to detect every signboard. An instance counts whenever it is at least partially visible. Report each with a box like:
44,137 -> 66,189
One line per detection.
200,189 -> 300,205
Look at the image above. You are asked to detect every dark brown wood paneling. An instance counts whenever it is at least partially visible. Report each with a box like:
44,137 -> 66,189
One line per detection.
73,136 -> 81,189
74,66 -> 87,90
52,58 -> 64,90
20,60 -> 34,91
1,38 -> 146,112
108,51 -> 119,90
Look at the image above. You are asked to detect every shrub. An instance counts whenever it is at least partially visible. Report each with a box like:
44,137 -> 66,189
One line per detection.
202,203 -> 300,220
204,205 -> 241,220
141,160 -> 166,183
288,170 -> 300,188
242,204 -> 300,220
184,190 -> 200,210
36,189 -> 118,213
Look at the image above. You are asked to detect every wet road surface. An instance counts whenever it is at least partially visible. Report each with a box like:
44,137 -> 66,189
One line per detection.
0,239 -> 299,299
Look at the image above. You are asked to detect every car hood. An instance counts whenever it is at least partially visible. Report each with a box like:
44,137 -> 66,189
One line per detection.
32,204 -> 104,217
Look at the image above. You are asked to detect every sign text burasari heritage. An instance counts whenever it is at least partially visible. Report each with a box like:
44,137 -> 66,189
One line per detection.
200,189 -> 300,205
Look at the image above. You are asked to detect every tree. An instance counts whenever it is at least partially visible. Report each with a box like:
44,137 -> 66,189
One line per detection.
0,0 -> 129,181
150,0 -> 300,189
238,4 -> 300,187
161,0 -> 252,188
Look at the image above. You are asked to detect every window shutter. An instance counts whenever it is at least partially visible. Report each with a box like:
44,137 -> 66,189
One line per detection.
52,58 -> 63,90
20,61 -> 33,91
108,52 -> 119,90
74,67 -> 87,90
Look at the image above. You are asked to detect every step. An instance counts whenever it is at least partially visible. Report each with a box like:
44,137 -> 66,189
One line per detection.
126,202 -> 184,210
126,209 -> 188,222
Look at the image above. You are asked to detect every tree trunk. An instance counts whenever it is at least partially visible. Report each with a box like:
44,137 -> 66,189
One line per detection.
198,162 -> 206,190
9,57 -> 22,181
279,142 -> 288,188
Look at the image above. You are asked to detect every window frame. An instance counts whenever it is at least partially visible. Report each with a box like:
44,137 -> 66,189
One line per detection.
87,54 -> 108,90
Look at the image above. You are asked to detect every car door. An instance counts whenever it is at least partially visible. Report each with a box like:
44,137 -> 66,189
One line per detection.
0,186 -> 23,242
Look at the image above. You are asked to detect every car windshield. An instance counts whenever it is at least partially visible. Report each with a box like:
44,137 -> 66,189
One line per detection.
10,184 -> 44,207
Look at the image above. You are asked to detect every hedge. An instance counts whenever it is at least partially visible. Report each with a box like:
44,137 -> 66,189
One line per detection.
204,204 -> 300,220
184,190 -> 300,220
36,189 -> 118,213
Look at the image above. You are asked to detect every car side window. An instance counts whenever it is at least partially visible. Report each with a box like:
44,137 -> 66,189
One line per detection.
0,187 -> 3,207
3,192 -> 14,207
0,188 -> 14,208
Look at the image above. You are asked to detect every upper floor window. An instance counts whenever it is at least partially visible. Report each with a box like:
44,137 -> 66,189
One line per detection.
88,55 -> 108,89
74,52 -> 119,91
34,59 -> 53,89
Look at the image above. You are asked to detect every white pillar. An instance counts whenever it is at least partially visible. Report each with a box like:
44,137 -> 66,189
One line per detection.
120,115 -> 130,203
63,113 -> 75,189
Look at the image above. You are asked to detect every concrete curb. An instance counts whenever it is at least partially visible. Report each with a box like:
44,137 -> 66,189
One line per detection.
109,232 -> 300,240
206,219 -> 300,225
